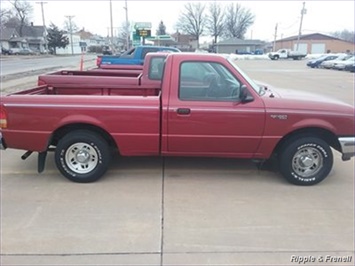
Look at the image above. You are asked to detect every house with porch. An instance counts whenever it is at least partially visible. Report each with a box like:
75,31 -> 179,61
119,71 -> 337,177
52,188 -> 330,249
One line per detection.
0,28 -> 28,50
1,24 -> 46,53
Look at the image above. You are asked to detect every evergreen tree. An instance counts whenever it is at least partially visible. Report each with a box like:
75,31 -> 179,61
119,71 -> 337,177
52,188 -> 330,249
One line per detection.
156,21 -> 166,36
47,23 -> 69,54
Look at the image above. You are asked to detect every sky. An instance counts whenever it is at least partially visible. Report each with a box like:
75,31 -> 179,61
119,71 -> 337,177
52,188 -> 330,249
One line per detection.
2,0 -> 355,42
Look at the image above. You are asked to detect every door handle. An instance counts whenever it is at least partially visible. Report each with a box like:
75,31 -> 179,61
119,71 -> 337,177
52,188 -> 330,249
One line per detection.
176,108 -> 191,115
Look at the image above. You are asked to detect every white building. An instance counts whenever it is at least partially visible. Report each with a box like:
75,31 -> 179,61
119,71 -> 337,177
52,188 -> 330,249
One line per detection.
56,34 -> 82,55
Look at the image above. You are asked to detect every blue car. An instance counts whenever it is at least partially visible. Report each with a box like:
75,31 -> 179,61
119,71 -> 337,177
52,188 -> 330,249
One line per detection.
306,55 -> 338,68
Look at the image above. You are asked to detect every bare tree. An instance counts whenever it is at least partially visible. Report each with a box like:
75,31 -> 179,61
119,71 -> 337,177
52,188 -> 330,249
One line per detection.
206,1 -> 225,44
9,0 -> 33,36
223,3 -> 254,39
1,8 -> 13,29
63,17 -> 79,33
331,30 -> 355,43
117,21 -> 131,49
176,2 -> 206,48
3,16 -> 21,29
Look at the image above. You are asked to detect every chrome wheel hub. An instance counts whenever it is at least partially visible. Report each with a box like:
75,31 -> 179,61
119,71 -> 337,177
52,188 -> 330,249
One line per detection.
65,142 -> 98,174
292,147 -> 323,178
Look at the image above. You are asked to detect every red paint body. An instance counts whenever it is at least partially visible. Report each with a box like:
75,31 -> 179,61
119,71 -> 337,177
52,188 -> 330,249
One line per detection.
1,53 -> 354,161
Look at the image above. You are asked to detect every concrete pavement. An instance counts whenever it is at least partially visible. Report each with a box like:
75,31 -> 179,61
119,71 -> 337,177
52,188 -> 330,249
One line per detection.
1,150 -> 354,265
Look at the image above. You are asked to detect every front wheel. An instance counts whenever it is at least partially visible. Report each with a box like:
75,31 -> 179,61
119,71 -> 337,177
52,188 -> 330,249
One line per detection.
55,130 -> 111,183
279,137 -> 333,185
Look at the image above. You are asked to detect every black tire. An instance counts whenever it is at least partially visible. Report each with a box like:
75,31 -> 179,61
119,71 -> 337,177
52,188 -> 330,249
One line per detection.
274,55 -> 279,60
278,137 -> 333,186
55,130 -> 111,183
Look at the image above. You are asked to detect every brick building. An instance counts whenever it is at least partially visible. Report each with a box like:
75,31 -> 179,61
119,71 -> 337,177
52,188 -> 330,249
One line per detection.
274,33 -> 354,54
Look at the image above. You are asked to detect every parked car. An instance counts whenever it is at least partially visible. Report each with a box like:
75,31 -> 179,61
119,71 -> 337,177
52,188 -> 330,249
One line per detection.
10,48 -> 36,55
306,54 -> 338,68
344,63 -> 355,72
1,47 -> 12,55
102,45 -> 113,55
319,54 -> 351,69
333,56 -> 355,70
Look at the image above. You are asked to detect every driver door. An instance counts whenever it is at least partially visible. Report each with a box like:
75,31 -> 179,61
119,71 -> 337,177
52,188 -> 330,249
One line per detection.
166,60 -> 265,157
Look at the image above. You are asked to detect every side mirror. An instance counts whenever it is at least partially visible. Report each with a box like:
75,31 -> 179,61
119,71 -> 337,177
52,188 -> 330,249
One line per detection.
240,85 -> 254,103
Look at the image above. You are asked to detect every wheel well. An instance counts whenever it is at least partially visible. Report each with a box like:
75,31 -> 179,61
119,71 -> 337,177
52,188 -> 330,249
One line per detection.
50,123 -> 119,153
273,127 -> 341,155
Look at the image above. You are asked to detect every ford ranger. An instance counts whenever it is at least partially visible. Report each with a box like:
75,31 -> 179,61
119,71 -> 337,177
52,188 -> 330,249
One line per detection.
1,53 -> 354,185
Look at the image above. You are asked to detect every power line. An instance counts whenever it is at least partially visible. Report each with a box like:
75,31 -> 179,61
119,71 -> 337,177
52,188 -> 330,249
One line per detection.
279,19 -> 299,30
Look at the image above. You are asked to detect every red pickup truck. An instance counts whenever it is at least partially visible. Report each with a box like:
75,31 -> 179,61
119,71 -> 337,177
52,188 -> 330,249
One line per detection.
1,53 -> 354,185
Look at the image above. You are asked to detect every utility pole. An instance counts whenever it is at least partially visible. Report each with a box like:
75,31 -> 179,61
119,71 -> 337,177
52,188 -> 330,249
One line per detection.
123,0 -> 130,50
273,23 -> 278,52
65,15 -> 75,55
36,1 -> 48,53
109,0 -> 114,50
296,2 -> 307,51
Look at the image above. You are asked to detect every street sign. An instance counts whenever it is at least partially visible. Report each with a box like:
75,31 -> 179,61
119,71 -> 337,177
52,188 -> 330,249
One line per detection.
136,29 -> 151,37
132,31 -> 141,47
134,22 -> 152,30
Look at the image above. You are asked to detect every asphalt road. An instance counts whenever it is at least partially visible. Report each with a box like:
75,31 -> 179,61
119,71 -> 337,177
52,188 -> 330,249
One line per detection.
0,54 -> 96,77
0,55 -> 97,94
1,59 -> 354,266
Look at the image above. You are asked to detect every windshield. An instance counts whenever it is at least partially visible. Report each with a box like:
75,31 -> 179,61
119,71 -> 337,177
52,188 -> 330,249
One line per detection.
227,58 -> 263,95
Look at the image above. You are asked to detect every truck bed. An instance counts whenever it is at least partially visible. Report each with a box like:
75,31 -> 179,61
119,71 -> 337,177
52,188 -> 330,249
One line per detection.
49,69 -> 142,77
38,72 -> 144,87
11,84 -> 160,97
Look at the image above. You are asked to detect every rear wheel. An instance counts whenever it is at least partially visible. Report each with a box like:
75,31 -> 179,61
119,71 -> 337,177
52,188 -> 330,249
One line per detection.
55,130 -> 111,183
278,137 -> 333,185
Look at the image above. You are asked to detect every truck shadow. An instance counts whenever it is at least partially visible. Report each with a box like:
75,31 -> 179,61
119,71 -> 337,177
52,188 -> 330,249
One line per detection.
108,156 -> 284,184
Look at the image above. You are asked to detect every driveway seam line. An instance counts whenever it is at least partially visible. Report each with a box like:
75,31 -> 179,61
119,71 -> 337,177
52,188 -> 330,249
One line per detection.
160,157 -> 166,266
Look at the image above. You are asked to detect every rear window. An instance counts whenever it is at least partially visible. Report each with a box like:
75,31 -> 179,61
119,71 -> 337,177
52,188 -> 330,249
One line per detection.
141,48 -> 160,59
148,57 -> 165,80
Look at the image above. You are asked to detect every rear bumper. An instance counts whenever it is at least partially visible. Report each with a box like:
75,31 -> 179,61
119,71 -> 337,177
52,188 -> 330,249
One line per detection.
339,137 -> 355,160
0,132 -> 5,150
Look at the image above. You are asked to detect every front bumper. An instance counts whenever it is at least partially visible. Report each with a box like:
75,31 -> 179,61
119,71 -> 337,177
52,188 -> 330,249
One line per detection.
338,137 -> 355,160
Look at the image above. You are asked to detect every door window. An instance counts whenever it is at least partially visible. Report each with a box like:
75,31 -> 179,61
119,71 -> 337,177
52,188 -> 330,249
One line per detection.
179,61 -> 241,101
